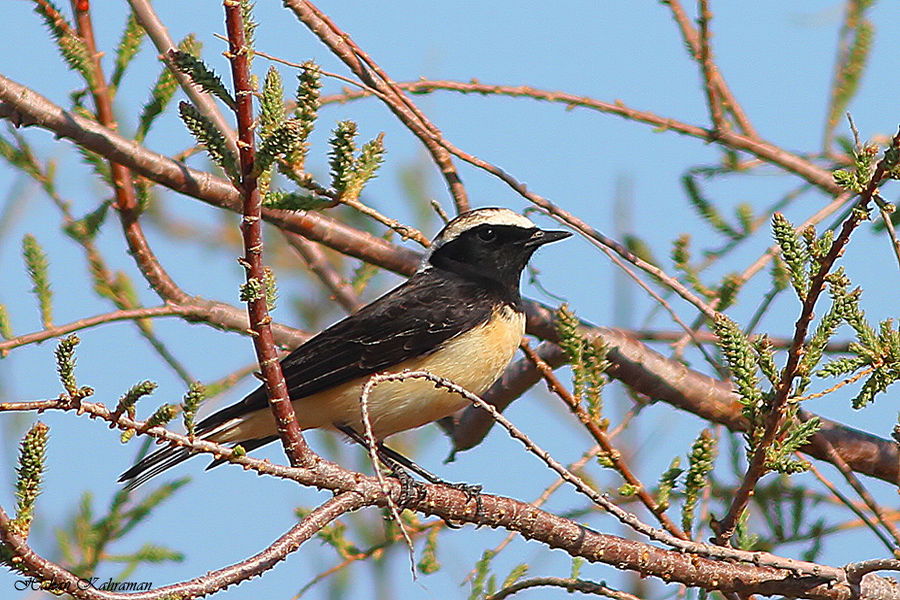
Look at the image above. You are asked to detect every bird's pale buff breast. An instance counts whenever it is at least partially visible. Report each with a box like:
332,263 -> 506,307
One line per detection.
216,305 -> 525,442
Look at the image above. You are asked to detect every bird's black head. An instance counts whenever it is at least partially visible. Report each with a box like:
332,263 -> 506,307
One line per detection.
425,208 -> 571,296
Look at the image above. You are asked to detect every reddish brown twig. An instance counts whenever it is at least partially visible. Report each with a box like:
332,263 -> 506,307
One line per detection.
223,1 -> 313,468
486,577 -> 641,600
696,0 -> 729,134
520,341 -> 687,539
662,0 -> 758,138
283,0 -> 469,213
283,233 -> 363,313
715,128 -> 900,544
0,492 -> 363,600
318,80 -> 833,193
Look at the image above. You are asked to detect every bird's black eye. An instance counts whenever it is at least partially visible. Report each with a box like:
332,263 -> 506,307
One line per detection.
477,227 -> 497,242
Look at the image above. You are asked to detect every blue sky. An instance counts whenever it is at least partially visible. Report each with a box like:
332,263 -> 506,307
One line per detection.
2,1 -> 900,598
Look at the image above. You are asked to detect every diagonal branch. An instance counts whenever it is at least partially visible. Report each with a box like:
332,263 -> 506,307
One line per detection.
0,492 -> 363,600
282,0 -> 470,213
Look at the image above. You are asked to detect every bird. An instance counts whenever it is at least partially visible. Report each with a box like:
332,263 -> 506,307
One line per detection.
119,207 -> 571,489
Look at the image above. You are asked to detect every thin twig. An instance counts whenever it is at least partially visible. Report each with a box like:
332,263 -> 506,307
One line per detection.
486,577 -> 641,600
804,457 -> 895,553
127,0 -> 238,154
283,0 -> 470,212
662,0 -> 758,137
520,341 -> 687,538
696,0 -> 729,134
0,492 -> 363,600
715,128 -> 900,544
283,233 -> 363,313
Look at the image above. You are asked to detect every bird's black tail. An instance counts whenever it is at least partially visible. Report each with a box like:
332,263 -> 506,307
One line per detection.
118,445 -> 195,490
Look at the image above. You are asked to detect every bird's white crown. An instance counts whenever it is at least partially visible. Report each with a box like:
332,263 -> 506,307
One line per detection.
435,208 -> 536,245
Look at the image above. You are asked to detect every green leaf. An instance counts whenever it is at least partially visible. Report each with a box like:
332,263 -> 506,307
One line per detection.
12,422 -> 49,537
262,190 -> 329,211
169,50 -> 236,110
260,66 -> 285,136
682,430 -> 717,534
137,35 -> 201,142
22,233 -> 53,327
771,213 -> 809,298
178,101 -> 239,181
110,11 -> 145,91
32,0 -> 94,87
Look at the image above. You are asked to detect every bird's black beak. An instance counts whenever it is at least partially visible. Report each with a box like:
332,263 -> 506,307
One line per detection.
525,228 -> 572,247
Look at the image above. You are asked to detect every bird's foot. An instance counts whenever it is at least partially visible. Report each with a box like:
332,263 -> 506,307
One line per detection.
389,467 -> 427,509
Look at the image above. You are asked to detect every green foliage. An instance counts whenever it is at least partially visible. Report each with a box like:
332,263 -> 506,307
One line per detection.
618,483 -> 639,496
555,304 -> 609,422
260,66 -> 285,136
12,422 -> 49,537
656,456 -> 683,511
22,233 -> 53,327
417,527 -> 441,574
178,101 -> 239,182
682,173 -> 741,240
239,277 -> 264,303
263,267 -> 278,312
713,314 -> 764,415
328,121 -> 387,200
256,120 -> 304,176
0,304 -> 12,340
143,404 -> 176,433
58,480 -> 188,578
734,509 -> 760,551
501,563 -> 529,588
816,286 -> 900,409
715,273 -> 743,311
469,550 -> 496,600
752,335 -> 780,387
329,121 -> 360,193
824,1 -> 875,148
241,0 -> 258,60
771,213 -> 809,297
181,382 -> 206,437
55,334 -> 87,400
169,50 -> 236,110
764,414 -> 819,474
295,63 -> 321,139
671,234 -> 713,299
137,35 -> 201,142
795,272 -> 849,396
262,190 -> 329,211
114,380 -> 158,422
31,0 -> 94,87
681,430 -> 717,534
110,11 -> 145,91
64,201 -> 110,242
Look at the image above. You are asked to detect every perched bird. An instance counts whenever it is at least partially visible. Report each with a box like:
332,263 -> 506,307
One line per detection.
120,207 -> 570,489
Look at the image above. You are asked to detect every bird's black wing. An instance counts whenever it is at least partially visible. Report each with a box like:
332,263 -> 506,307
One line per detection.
196,270 -> 494,433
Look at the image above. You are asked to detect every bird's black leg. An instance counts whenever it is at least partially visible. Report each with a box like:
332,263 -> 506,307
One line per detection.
336,426 -> 425,507
337,426 -> 481,507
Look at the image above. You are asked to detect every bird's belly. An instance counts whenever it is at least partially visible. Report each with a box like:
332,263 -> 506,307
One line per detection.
222,305 -> 525,442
